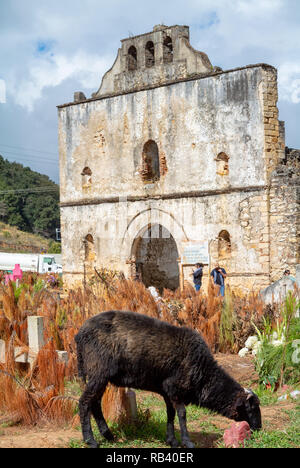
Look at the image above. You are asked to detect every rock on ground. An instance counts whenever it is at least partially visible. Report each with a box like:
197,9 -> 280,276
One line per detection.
223,421 -> 251,448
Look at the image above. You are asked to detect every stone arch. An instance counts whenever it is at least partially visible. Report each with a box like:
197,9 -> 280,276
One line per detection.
163,36 -> 173,63
127,46 -> 137,71
218,230 -> 231,260
145,41 -> 155,68
141,140 -> 160,182
121,208 -> 189,291
122,208 -> 188,255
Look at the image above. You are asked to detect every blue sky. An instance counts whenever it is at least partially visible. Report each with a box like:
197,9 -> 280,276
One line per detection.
0,0 -> 299,183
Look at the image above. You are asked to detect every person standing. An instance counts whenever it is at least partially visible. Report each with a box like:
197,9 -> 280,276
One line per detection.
283,269 -> 296,282
191,263 -> 204,292
210,264 -> 227,297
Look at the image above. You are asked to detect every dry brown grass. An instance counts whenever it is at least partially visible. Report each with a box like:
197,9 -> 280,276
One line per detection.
0,338 -> 76,426
0,273 -> 270,427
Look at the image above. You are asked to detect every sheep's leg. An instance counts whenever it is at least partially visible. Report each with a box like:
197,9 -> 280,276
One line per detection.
91,391 -> 114,441
163,395 -> 179,448
79,384 -> 99,448
175,403 -> 195,449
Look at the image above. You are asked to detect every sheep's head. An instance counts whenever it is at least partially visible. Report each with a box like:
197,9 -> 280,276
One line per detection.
232,388 -> 262,431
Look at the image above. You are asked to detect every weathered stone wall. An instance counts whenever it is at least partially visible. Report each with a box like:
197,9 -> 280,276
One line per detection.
58,28 -> 299,294
60,187 -> 272,293
258,67 -> 299,283
269,161 -> 300,281
94,25 -> 213,98
58,65 -> 268,203
260,67 -> 284,177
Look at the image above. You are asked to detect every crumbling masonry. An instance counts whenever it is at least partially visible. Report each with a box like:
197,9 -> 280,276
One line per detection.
58,25 -> 299,293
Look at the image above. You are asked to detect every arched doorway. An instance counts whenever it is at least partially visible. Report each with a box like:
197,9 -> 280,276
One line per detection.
132,223 -> 179,292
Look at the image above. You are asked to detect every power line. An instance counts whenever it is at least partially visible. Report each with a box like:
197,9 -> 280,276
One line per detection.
0,186 -> 59,195
1,151 -> 58,165
0,143 -> 58,156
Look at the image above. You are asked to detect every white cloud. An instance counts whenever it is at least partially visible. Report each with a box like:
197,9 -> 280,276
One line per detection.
8,50 -> 113,111
0,79 -> 6,103
0,0 -> 299,182
236,0 -> 283,15
278,63 -> 300,104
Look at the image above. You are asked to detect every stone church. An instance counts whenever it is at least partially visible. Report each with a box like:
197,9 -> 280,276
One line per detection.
58,24 -> 299,293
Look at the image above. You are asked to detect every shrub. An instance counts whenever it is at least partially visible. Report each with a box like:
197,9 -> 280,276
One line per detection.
219,288 -> 237,352
254,292 -> 300,388
48,241 -> 61,254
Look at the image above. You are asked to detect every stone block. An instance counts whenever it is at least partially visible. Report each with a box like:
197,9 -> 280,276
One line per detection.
56,350 -> 68,364
28,316 -> 44,353
14,347 -> 28,363
223,421 -> 251,448
265,130 -> 278,136
74,91 -> 86,102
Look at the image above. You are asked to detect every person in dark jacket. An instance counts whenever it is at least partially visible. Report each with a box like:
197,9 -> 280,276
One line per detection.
191,263 -> 204,292
210,264 -> 227,296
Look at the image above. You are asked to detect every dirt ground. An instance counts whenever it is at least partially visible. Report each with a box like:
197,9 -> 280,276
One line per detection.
214,353 -> 259,386
0,425 -> 79,448
0,354 -> 296,448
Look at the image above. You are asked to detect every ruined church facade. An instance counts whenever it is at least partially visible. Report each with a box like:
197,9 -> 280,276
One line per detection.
58,25 -> 299,293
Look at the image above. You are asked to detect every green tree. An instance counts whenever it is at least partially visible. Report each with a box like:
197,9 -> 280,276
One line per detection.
0,155 -> 60,238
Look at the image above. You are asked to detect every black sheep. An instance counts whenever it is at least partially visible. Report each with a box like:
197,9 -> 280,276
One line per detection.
75,310 -> 261,448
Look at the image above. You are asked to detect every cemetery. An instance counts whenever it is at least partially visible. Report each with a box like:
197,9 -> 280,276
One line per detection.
0,266 -> 299,448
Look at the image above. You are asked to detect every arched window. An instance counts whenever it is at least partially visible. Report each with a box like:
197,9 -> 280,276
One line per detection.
81,167 -> 92,189
216,152 -> 229,176
128,46 -> 137,71
84,234 -> 95,262
141,140 -> 160,183
218,230 -> 231,260
163,36 -> 173,63
145,41 -> 155,68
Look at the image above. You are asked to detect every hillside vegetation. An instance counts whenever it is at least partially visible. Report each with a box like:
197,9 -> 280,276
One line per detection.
0,155 -> 60,239
0,221 -> 60,253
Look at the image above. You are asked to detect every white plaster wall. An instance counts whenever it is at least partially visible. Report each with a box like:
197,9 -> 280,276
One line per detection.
58,66 -> 266,204
60,191 -> 267,278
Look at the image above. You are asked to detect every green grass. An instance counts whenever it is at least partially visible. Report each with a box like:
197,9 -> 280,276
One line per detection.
68,390 -> 299,449
69,407 -> 171,448
65,378 -> 82,398
245,404 -> 300,448
254,387 -> 280,406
